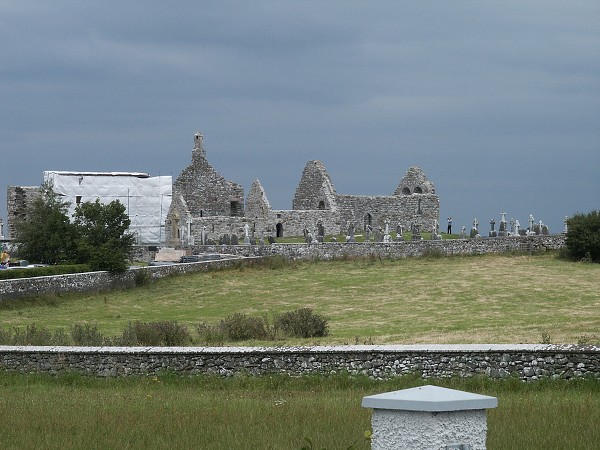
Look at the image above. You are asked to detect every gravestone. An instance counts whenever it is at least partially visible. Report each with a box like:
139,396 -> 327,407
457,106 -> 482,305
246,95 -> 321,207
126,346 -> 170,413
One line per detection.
489,219 -> 497,237
469,218 -> 479,238
498,212 -> 508,237
230,234 -> 239,245
222,234 -> 230,245
268,235 -> 275,244
347,222 -> 356,243
317,221 -> 325,242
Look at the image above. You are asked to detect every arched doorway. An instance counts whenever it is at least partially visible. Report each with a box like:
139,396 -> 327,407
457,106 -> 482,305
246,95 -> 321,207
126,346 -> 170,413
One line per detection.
276,222 -> 284,238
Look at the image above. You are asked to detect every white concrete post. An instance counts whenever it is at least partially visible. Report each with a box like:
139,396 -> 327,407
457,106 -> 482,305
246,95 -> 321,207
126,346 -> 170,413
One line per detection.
362,385 -> 498,450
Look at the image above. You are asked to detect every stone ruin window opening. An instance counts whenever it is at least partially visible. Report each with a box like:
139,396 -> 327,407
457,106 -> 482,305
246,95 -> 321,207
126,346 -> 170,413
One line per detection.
230,201 -> 242,217
317,200 -> 326,210
417,199 -> 422,215
75,195 -> 82,205
276,222 -> 284,238
200,210 -> 203,217
364,213 -> 373,228
414,186 -> 423,194
402,187 -> 411,195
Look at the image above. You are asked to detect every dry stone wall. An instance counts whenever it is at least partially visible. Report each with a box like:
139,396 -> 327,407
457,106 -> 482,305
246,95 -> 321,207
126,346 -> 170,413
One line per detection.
195,235 -> 566,260
1,344 -> 598,381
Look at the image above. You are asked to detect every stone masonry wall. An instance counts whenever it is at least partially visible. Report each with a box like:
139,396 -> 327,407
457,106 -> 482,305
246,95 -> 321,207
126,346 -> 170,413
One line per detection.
195,235 -> 566,260
1,344 -> 598,381
6,185 -> 41,239
0,258 -> 244,301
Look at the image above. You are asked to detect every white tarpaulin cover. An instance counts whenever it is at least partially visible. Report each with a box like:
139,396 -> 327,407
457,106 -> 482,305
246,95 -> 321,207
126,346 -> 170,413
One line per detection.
44,171 -> 172,245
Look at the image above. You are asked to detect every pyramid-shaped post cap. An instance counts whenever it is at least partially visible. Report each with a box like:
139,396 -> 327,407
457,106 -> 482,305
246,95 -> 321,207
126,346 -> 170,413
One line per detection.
362,385 -> 497,412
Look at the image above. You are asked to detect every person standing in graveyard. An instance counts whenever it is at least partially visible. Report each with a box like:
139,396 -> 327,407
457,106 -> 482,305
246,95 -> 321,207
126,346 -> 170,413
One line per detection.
447,217 -> 452,234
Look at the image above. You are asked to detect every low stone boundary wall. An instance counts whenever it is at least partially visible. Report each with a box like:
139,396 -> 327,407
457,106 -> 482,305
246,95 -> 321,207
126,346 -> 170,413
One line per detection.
1,344 -> 598,381
195,235 -> 565,260
0,257 -> 244,301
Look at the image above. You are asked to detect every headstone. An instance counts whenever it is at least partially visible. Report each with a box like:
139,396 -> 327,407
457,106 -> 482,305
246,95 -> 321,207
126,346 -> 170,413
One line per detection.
243,223 -> 251,245
498,212 -> 508,236
222,234 -> 230,245
383,219 -> 391,243
347,222 -> 356,243
268,235 -> 275,244
230,234 -> 239,245
469,218 -> 479,239
365,224 -> 373,242
411,224 -> 422,241
489,219 -> 497,237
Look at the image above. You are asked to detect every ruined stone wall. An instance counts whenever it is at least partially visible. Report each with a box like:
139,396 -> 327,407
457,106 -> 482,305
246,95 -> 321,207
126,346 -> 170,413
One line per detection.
335,193 -> 440,233
196,235 -> 566,259
1,344 -> 598,381
6,186 -> 40,239
0,258 -> 244,301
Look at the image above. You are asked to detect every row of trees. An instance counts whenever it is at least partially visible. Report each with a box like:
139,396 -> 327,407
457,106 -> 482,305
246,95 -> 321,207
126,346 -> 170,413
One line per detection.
14,183 -> 135,272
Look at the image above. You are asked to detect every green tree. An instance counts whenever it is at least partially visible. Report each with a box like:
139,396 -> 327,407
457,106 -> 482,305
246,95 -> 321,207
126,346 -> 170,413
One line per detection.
73,199 -> 135,272
14,182 -> 76,264
565,211 -> 600,263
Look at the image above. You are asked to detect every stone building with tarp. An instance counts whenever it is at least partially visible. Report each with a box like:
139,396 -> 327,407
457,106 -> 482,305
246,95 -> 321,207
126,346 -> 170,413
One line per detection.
165,132 -> 439,245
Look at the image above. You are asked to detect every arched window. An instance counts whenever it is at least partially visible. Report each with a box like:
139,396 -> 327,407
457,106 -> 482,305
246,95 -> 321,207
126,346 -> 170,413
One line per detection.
414,186 -> 423,194
317,200 -> 326,210
402,187 -> 411,195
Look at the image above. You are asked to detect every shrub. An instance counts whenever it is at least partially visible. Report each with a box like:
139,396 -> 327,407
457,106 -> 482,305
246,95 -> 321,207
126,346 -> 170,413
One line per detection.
564,211 -> 600,263
195,322 -> 226,345
274,308 -> 329,338
70,324 -> 108,346
220,313 -> 270,341
134,269 -> 151,287
111,321 -> 191,346
9,323 -> 73,346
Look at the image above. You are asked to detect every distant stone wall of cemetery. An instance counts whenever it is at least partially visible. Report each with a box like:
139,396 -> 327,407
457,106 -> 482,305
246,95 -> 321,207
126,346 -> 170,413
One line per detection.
1,344 -> 598,381
0,258 -> 243,301
195,235 -> 566,260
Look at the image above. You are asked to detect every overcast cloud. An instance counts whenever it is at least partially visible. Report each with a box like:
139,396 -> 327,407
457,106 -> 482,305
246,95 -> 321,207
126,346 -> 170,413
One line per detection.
1,1 -> 599,234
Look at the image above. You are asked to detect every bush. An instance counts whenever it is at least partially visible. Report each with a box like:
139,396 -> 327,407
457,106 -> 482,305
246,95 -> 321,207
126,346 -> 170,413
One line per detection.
9,324 -> 70,346
195,322 -> 226,345
121,321 -> 192,346
70,324 -> 109,346
220,313 -> 270,341
564,211 -> 600,263
274,308 -> 329,338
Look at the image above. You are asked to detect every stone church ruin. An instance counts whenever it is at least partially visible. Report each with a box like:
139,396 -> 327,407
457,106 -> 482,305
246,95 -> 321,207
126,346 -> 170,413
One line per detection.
165,132 -> 439,246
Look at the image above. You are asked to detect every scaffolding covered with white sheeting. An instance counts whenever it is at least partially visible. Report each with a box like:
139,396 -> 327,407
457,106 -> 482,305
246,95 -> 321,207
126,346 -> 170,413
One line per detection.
44,171 -> 172,245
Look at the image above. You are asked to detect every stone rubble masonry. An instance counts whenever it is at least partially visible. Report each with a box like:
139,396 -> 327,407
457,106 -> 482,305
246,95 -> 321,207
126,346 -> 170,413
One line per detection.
195,235 -> 566,260
166,133 -> 440,245
0,257 -> 245,301
0,344 -> 598,381
6,185 -> 40,239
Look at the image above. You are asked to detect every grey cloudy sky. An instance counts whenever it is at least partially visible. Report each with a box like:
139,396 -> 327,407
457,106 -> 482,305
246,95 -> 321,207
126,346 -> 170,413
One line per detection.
2,1 -> 599,234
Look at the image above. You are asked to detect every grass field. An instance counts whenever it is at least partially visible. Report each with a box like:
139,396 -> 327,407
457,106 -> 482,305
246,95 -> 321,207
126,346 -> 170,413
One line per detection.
0,372 -> 599,449
1,253 -> 599,449
1,252 -> 599,345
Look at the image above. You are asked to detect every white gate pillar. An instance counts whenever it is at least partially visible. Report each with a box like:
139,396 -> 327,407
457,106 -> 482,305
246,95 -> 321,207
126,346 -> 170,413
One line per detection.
362,385 -> 498,450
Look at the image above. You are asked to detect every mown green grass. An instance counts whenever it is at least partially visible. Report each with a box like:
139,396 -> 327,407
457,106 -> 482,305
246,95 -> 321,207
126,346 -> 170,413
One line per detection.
0,372 -> 598,449
1,252 -> 599,344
